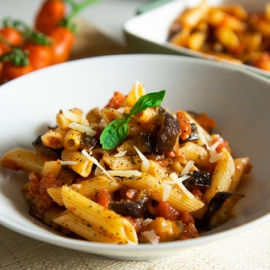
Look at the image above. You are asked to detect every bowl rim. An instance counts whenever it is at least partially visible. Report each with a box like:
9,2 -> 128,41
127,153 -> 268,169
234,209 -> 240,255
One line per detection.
1,53 -> 270,255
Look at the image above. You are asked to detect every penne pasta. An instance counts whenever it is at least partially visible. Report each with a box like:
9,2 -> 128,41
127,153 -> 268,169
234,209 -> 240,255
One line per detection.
203,148 -> 235,204
61,185 -> 138,244
229,157 -> 251,192
180,142 -> 213,170
53,211 -> 117,243
41,160 -> 62,178
1,148 -> 54,175
103,153 -> 142,170
41,129 -> 66,149
61,149 -> 93,177
121,173 -> 204,213
63,129 -> 82,151
1,81 -> 252,244
78,175 -> 121,198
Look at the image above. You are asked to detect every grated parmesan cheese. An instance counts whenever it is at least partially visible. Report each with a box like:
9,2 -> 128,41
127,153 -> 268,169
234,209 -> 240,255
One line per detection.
58,160 -> 78,166
81,149 -> 115,181
209,152 -> 225,163
134,81 -> 140,100
208,135 -> 225,163
68,122 -> 96,136
117,107 -> 125,113
72,183 -> 82,190
180,160 -> 195,176
141,230 -> 159,244
162,183 -> 171,201
80,113 -> 90,126
114,150 -> 127,158
94,159 -> 106,176
142,218 -> 153,226
165,173 -> 195,199
134,146 -> 150,173
63,110 -> 81,122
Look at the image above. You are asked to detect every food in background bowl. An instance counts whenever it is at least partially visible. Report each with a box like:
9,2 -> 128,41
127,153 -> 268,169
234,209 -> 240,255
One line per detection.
168,0 -> 270,71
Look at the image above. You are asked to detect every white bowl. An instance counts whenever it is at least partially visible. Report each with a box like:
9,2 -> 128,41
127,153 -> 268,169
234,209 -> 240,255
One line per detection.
0,54 -> 270,261
124,0 -> 270,78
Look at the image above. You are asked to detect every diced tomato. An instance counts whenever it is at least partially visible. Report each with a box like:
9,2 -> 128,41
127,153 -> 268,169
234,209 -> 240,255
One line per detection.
105,91 -> 126,109
156,201 -> 179,221
28,172 -> 62,219
96,189 -> 111,208
180,222 -> 199,240
212,137 -> 229,153
179,211 -> 199,240
176,111 -> 191,141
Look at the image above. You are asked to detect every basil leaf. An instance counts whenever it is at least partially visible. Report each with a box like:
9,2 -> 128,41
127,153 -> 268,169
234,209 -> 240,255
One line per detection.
129,90 -> 166,115
100,117 -> 130,150
100,89 -> 166,150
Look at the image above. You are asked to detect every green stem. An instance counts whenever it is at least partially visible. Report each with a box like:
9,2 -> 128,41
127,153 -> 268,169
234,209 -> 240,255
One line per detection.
63,0 -> 100,27
0,48 -> 29,66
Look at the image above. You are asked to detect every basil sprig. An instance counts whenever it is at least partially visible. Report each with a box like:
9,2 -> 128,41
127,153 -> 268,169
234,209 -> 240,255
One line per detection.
100,90 -> 166,149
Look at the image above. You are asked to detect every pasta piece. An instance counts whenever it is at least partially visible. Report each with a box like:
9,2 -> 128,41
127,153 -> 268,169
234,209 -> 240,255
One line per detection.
47,187 -> 63,205
57,108 -> 89,129
229,157 -> 251,192
188,31 -> 207,51
207,8 -> 246,31
103,154 -> 142,170
78,175 -> 121,198
177,0 -> 208,29
215,26 -> 240,51
180,142 -> 213,170
100,107 -> 123,124
61,149 -> 93,177
121,173 -> 204,213
124,81 -> 145,112
53,211 -> 117,243
203,148 -> 235,204
1,148 -> 54,175
61,185 -> 138,244
41,129 -> 66,149
148,160 -> 167,179
41,160 -> 62,178
63,130 -> 82,151
218,4 -> 248,20
48,175 -> 121,206
169,27 -> 191,46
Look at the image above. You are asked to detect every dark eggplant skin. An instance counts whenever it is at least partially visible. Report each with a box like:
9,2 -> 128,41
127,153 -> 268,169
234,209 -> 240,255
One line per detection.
201,191 -> 245,230
32,135 -> 62,158
109,191 -> 148,218
80,133 -> 98,150
155,109 -> 180,152
140,133 -> 156,153
183,171 -> 211,188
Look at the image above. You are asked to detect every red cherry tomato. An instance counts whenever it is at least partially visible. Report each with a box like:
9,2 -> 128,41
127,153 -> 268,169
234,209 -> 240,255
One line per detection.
0,62 -> 3,82
0,26 -> 24,56
49,27 -> 74,64
23,42 -> 53,70
35,0 -> 66,34
0,27 -> 23,47
1,61 -> 33,83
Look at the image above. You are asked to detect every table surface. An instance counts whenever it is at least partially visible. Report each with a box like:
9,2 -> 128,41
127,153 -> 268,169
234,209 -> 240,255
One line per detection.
0,1 -> 270,269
